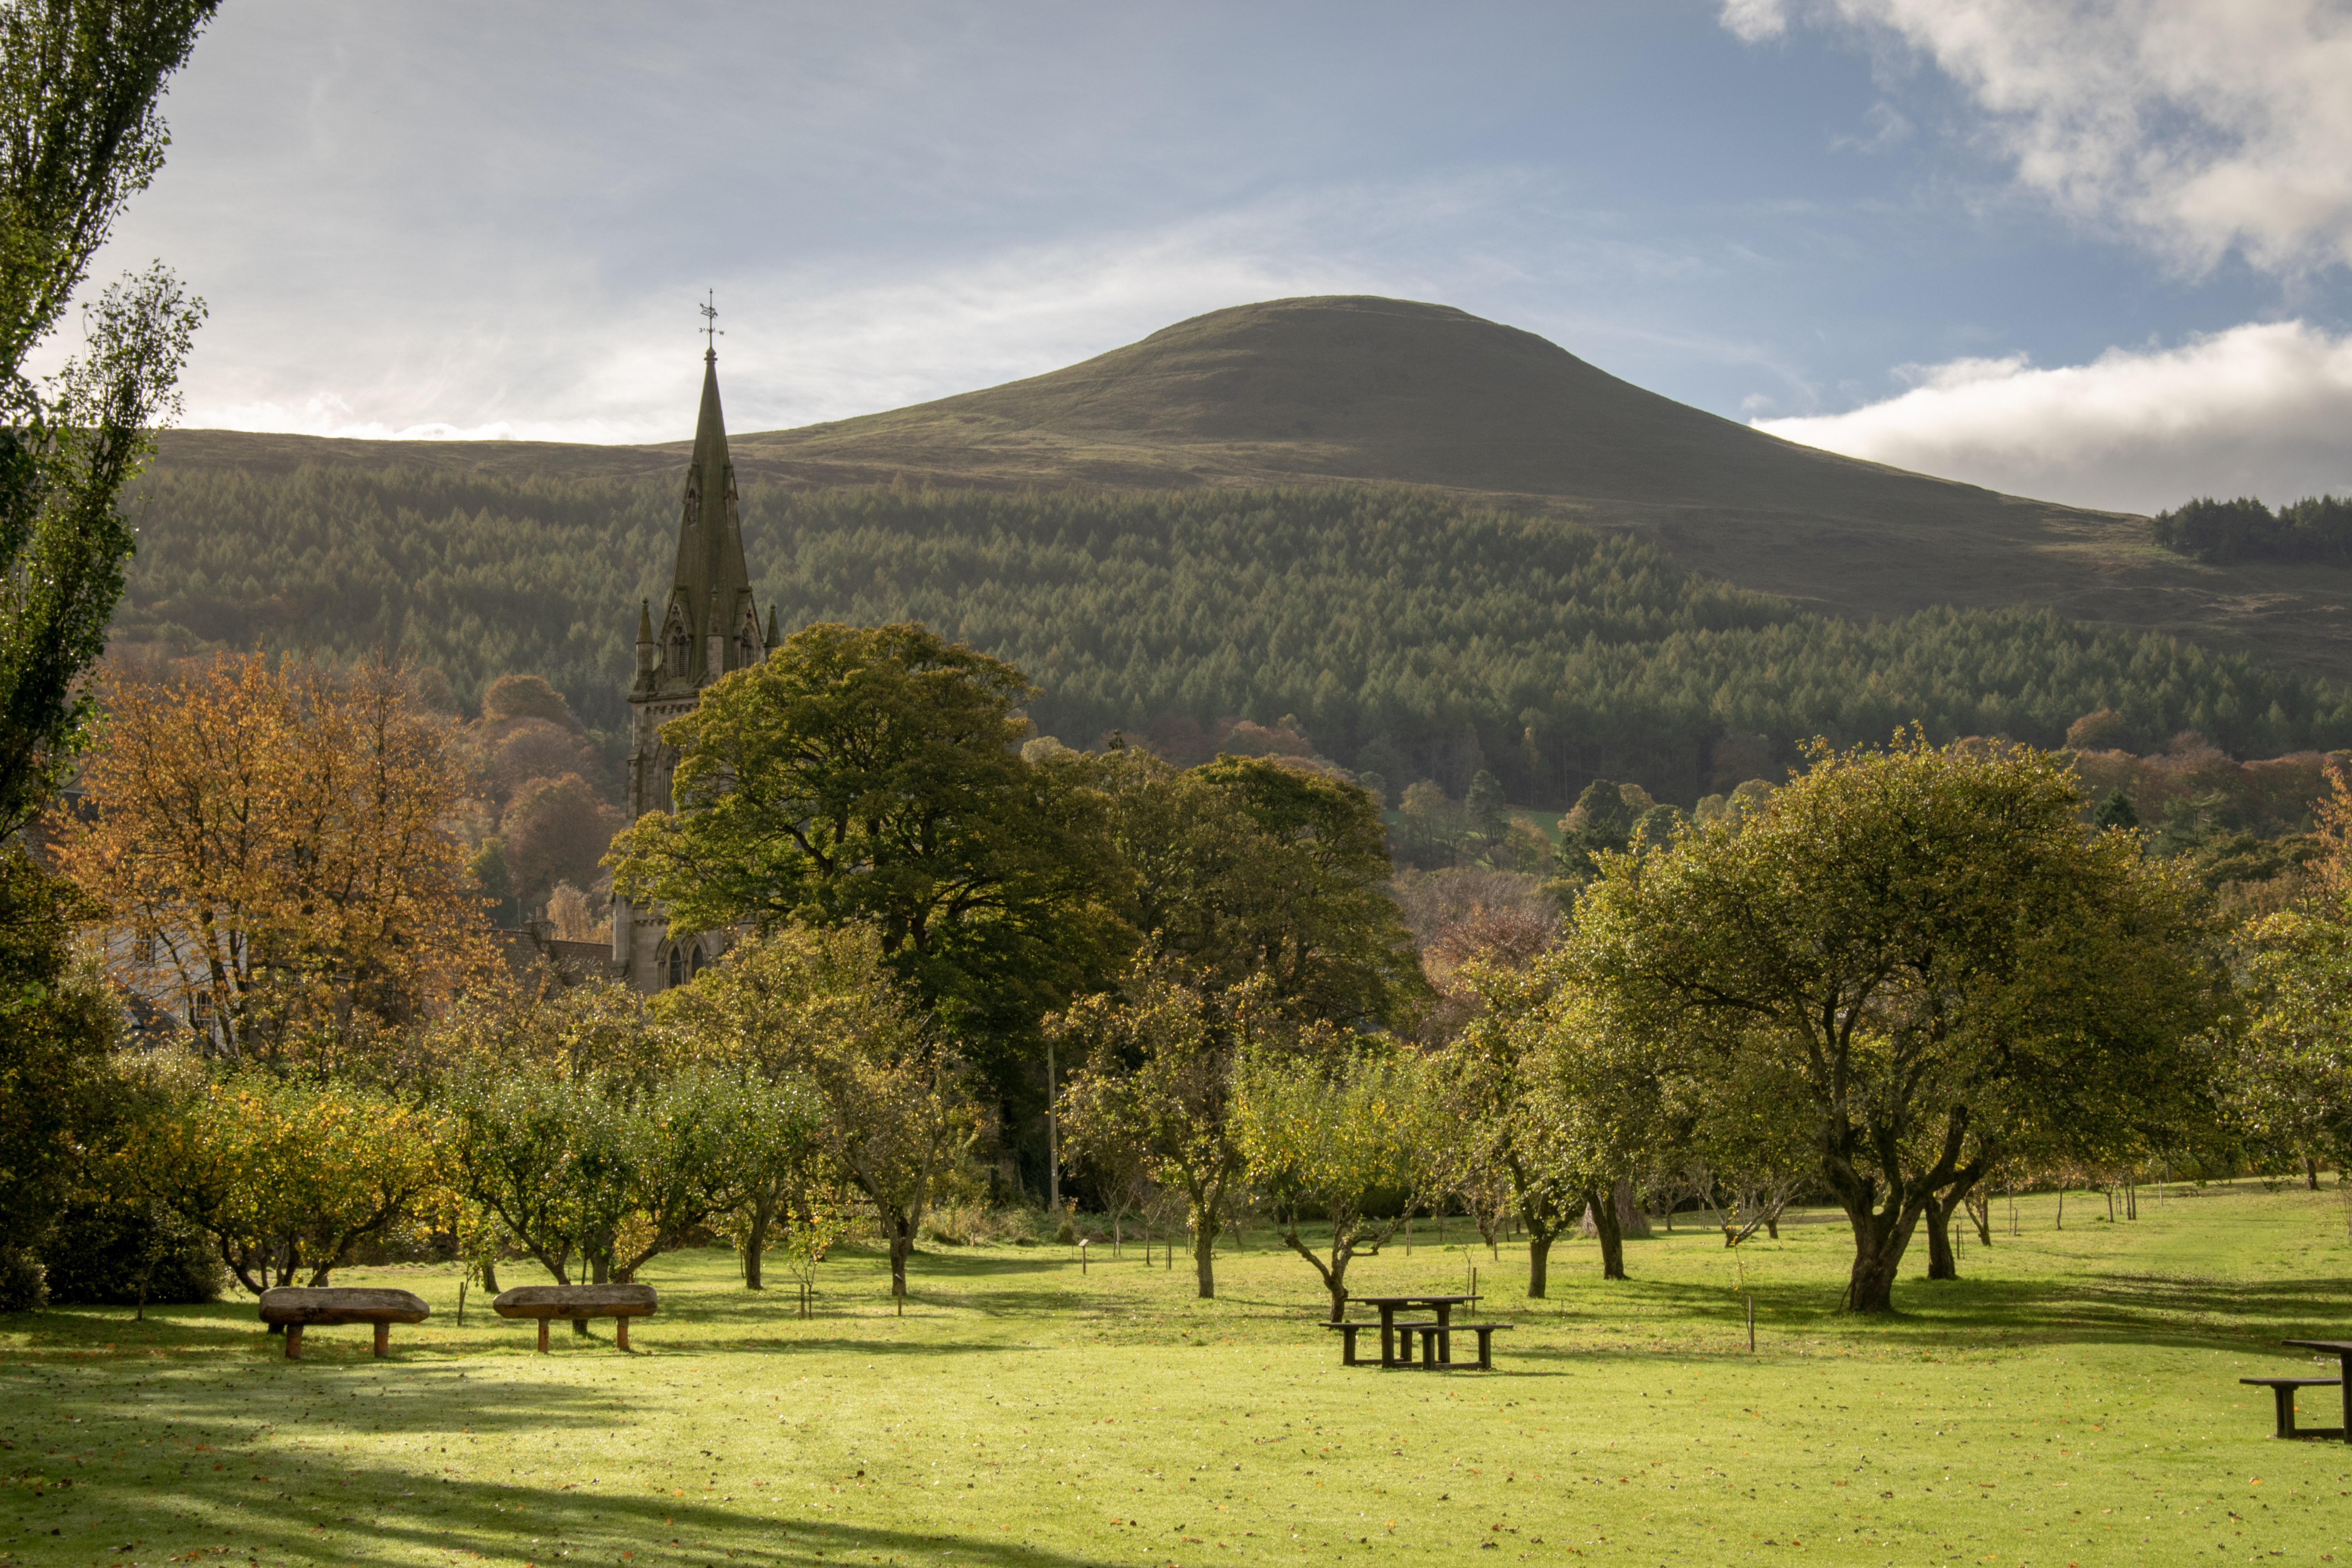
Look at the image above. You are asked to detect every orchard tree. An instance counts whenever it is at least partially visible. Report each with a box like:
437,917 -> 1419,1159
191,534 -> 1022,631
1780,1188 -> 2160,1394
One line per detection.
656,923 -> 974,1299
1054,963 -> 1289,1299
2238,764 -> 2352,1182
1563,729 -> 2227,1314
607,621 -> 1124,1071
132,1069 -> 445,1297
438,983 -> 809,1289
1236,1042 -> 1443,1320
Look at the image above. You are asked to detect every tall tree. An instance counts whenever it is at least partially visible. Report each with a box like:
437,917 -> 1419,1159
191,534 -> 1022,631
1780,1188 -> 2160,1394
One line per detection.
1089,746 -> 1425,1030
1562,729 -> 2226,1313
606,621 -> 1123,1070
0,0 -> 213,1299
0,0 -> 212,837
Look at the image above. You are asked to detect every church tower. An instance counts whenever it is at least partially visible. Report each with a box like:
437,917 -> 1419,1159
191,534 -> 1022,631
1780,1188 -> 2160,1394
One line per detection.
613,339 -> 776,992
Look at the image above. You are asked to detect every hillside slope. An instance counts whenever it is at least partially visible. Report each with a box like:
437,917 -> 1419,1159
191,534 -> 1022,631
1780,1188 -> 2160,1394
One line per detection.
149,295 -> 2352,685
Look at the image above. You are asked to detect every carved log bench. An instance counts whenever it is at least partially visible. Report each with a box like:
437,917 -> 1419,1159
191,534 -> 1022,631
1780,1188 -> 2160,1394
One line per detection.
257,1287 -> 430,1360
493,1283 -> 658,1351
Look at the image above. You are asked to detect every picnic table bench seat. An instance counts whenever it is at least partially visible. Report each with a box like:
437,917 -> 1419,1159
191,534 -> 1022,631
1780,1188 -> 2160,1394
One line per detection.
257,1287 -> 429,1360
492,1283 -> 658,1352
2242,1376 -> 2345,1440
1398,1320 -> 1513,1372
1323,1318 -> 1436,1367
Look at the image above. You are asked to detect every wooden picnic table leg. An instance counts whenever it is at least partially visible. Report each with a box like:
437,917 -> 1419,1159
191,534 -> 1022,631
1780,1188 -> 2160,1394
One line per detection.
1434,1303 -> 1454,1366
373,1321 -> 390,1358
537,1317 -> 550,1354
284,1324 -> 302,1361
2337,1354 -> 2352,1442
616,1316 -> 630,1352
1379,1305 -> 1397,1369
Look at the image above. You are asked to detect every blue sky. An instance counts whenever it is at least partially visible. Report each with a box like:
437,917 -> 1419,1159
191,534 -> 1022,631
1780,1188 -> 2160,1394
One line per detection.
67,0 -> 2352,513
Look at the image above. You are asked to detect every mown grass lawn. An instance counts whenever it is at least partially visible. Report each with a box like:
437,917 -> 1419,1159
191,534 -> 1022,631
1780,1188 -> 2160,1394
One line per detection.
5,1180 -> 2352,1568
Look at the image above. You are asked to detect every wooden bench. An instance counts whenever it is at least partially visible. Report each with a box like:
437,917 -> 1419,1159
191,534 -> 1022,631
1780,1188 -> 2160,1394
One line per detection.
1323,1319 -> 1436,1367
493,1283 -> 658,1351
1399,1320 -> 1512,1371
257,1287 -> 429,1360
2242,1376 -> 2345,1439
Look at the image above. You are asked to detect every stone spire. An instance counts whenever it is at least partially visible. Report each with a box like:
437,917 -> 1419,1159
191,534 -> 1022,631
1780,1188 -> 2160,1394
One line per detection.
647,348 -> 759,693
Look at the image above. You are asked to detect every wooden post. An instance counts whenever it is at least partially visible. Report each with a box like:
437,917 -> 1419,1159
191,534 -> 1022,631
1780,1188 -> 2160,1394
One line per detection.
285,1324 -> 303,1361
1746,1294 -> 1755,1353
616,1316 -> 630,1352
537,1318 -> 550,1354
373,1321 -> 390,1358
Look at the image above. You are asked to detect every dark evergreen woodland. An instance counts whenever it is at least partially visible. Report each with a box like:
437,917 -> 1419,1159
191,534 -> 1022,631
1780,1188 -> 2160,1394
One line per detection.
114,470 -> 2352,807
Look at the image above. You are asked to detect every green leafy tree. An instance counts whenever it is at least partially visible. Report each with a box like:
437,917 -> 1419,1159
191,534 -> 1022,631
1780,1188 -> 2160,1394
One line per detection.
1561,729 -> 2228,1313
438,983 -> 806,1288
2238,766 -> 2352,1185
0,0 -> 213,837
607,621 -> 1122,1073
1432,963 -> 1631,1294
1465,769 -> 1508,846
1054,964 -> 1290,1299
0,0 -> 213,1299
2093,789 -> 2140,831
655,923 -> 973,1299
1235,1041 -> 1442,1320
1091,747 -> 1425,1030
132,1067 -> 445,1298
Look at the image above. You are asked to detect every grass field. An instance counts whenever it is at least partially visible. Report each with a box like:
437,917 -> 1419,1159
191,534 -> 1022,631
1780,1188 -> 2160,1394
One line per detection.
7,1180 -> 2352,1568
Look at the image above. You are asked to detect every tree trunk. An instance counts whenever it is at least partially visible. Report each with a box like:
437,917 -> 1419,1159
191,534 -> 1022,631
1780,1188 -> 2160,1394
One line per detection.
1922,1199 -> 1956,1279
1837,1196 -> 1929,1314
2307,1154 -> 2321,1192
1193,1224 -> 1217,1299
480,1258 -> 500,1294
1527,1231 -> 1553,1298
743,1185 -> 778,1291
889,1219 -> 912,1298
1612,1177 -> 1651,1240
1584,1185 -> 1626,1280
1922,1166 -> 1985,1281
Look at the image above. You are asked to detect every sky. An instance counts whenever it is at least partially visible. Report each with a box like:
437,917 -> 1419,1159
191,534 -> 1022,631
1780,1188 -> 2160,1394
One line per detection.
56,0 -> 2352,515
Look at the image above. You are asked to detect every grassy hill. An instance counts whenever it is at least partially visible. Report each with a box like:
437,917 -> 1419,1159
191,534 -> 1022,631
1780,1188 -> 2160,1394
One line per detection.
149,294 -> 2352,688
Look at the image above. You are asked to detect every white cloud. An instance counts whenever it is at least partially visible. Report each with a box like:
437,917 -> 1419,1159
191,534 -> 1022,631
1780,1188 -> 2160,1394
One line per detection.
1718,0 -> 1789,43
1734,0 -> 2352,273
1752,319 -> 2352,514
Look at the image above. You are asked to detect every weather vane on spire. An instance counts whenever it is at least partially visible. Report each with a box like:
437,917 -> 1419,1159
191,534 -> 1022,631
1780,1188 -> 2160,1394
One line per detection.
699,290 -> 723,358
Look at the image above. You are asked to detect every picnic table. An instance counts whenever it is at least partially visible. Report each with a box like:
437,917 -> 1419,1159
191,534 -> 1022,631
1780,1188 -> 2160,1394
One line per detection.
2254,1339 -> 2352,1440
1327,1294 -> 1508,1371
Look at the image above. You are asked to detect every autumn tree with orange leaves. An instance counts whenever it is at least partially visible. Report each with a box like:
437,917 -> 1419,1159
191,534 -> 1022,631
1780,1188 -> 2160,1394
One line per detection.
53,650 -> 496,1076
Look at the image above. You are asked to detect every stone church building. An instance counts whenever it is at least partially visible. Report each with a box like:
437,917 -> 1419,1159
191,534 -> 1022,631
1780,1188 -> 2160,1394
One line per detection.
610,345 -> 776,993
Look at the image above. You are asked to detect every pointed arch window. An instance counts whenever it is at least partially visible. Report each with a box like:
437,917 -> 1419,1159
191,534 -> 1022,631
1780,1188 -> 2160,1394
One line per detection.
666,943 -> 686,989
737,612 -> 762,671
665,613 -> 692,679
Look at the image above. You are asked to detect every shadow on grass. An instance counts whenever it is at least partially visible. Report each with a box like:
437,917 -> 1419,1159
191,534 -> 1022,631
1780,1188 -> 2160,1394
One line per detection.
1490,1266 -> 2352,1361
22,1359 -> 1130,1566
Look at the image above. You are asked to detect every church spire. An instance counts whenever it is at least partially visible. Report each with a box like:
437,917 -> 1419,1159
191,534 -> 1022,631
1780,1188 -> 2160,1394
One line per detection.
651,316 -> 757,692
